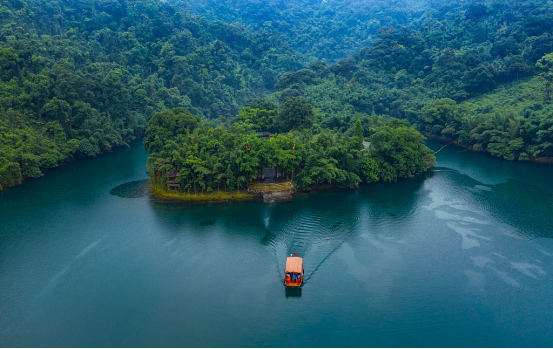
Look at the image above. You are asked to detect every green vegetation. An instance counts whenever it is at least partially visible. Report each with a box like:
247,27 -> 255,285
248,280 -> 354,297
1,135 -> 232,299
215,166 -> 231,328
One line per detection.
144,106 -> 436,194
151,183 -> 255,201
0,0 -> 300,189
259,0 -> 553,161
4,0 -> 553,191
180,0 -> 433,63
416,74 -> 553,161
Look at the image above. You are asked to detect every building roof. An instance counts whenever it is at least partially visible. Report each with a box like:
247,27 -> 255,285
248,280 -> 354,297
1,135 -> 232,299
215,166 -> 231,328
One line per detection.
285,257 -> 303,273
163,169 -> 180,177
257,132 -> 271,136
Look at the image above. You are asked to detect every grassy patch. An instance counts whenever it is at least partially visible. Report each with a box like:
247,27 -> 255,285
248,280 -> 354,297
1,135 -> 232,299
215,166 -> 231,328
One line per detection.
151,184 -> 257,202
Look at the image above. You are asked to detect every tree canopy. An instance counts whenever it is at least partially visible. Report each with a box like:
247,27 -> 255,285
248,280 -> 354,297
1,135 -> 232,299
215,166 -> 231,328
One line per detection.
180,0 -> 435,63
145,106 -> 436,193
3,0 -> 553,190
255,0 -> 553,161
0,0 -> 301,189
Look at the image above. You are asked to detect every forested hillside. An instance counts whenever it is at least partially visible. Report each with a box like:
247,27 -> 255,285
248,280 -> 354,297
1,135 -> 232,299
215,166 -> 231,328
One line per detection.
181,0 -> 433,63
261,0 -> 553,160
3,0 -> 553,191
0,0 -> 301,190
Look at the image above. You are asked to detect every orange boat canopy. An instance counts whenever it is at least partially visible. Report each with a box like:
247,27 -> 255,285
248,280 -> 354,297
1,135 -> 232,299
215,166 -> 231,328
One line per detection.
285,257 -> 303,273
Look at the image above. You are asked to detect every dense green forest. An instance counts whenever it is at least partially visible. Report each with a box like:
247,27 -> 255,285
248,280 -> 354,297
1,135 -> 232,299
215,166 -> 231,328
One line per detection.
144,106 -> 436,193
180,0 -> 434,63
3,0 -> 553,191
0,0 -> 301,190
260,0 -> 553,161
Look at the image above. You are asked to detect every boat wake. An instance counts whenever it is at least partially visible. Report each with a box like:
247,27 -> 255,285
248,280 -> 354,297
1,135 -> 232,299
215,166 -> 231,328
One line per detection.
261,198 -> 363,285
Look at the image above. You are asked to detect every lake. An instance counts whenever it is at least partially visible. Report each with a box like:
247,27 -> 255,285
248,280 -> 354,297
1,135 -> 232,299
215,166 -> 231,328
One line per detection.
1,139 -> 553,347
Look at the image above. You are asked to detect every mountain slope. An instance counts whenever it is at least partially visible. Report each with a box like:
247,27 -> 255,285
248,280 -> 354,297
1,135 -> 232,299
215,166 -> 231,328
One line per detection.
180,0 -> 433,62
0,0 -> 302,189
256,0 -> 553,160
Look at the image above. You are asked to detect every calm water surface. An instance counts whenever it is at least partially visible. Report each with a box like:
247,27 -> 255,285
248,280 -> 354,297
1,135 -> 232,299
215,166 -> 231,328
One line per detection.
1,140 -> 553,347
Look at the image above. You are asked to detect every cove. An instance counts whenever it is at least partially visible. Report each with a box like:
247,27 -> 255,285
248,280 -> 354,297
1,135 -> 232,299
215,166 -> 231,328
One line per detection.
1,139 -> 553,347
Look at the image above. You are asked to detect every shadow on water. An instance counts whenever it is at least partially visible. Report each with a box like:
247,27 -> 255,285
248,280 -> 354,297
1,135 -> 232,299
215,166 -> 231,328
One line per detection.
285,287 -> 302,298
199,217 -> 217,226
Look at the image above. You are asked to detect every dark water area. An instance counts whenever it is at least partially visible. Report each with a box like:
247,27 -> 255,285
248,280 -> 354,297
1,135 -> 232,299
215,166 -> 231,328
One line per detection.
2,140 -> 553,347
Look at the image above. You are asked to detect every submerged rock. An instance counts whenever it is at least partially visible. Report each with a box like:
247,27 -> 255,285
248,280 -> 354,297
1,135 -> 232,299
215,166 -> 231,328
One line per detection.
110,179 -> 151,198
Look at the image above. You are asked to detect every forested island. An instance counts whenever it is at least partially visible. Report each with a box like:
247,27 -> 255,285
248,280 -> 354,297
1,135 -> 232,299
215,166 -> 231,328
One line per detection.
2,0 -> 553,192
144,102 -> 436,199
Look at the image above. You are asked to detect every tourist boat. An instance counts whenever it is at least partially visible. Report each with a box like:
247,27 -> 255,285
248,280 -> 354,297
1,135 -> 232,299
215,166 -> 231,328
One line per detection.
284,256 -> 304,287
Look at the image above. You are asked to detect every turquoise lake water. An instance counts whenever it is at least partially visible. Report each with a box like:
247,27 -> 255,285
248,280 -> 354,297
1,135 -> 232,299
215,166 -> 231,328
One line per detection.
1,139 -> 553,347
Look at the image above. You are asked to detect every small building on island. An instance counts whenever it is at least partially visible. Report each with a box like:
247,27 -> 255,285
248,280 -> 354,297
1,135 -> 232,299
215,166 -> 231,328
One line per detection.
256,167 -> 284,180
257,132 -> 271,140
